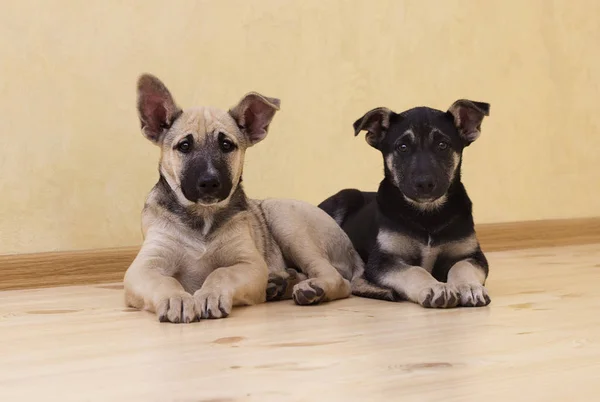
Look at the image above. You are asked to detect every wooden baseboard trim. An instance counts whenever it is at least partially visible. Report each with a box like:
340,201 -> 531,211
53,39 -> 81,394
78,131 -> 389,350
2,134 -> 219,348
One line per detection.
1,217 -> 599,291
0,247 -> 139,291
477,217 -> 600,252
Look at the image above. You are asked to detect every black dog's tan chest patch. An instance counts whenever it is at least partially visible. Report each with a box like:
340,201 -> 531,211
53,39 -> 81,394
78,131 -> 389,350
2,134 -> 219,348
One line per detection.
376,229 -> 479,273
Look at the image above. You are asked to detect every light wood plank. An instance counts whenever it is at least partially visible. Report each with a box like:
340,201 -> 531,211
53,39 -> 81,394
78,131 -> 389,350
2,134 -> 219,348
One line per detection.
1,244 -> 599,401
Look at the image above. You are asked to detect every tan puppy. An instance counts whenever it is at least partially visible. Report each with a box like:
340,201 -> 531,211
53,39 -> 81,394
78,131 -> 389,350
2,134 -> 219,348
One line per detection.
124,74 -> 362,323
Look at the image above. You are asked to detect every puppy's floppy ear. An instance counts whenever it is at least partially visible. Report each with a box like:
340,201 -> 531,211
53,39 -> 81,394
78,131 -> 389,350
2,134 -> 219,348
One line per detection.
229,92 -> 280,146
136,74 -> 182,143
353,107 -> 393,149
447,99 -> 490,144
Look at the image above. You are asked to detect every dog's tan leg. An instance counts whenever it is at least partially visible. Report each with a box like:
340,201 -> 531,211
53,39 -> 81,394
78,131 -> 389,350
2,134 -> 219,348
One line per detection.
258,199 -> 356,305
124,245 -> 196,324
447,259 -> 491,307
379,266 -> 459,308
292,259 -> 351,305
267,268 -> 308,301
193,260 -> 268,319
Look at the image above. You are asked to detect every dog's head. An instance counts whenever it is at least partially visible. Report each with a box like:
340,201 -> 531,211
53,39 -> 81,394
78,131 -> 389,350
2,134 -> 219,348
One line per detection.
137,74 -> 280,206
353,100 -> 489,207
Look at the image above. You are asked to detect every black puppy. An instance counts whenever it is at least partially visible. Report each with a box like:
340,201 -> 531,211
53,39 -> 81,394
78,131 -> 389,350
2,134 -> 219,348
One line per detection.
319,100 -> 491,308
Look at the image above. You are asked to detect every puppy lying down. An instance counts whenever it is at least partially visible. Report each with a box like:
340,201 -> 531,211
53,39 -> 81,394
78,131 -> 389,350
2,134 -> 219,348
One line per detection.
320,100 -> 492,308
124,74 -> 363,323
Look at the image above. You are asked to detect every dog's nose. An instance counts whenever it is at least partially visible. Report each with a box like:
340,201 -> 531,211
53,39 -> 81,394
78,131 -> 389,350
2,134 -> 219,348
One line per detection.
414,176 -> 436,195
197,175 -> 221,194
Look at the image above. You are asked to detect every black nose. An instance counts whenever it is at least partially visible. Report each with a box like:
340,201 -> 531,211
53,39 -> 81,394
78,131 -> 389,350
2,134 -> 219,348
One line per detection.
414,176 -> 436,195
197,175 -> 221,195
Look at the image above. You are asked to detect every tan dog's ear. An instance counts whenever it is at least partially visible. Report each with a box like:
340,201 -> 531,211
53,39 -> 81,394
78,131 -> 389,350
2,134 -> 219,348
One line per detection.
137,74 -> 182,143
447,100 -> 490,145
229,92 -> 280,146
353,107 -> 394,149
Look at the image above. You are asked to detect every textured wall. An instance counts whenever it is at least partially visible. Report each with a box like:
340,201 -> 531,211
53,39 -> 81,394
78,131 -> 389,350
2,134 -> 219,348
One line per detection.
1,0 -> 599,254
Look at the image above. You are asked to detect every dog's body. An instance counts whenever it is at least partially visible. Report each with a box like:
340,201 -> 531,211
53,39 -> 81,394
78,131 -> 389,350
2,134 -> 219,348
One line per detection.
319,101 -> 491,308
124,74 -> 359,323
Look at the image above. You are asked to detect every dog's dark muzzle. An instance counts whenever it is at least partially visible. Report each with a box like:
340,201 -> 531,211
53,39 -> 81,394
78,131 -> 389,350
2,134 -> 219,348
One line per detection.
180,160 -> 233,204
403,174 -> 449,204
195,173 -> 224,202
411,175 -> 440,198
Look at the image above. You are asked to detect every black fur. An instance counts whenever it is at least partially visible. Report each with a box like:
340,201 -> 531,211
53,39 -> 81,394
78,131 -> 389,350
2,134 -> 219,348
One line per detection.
319,101 -> 490,302
153,174 -> 248,237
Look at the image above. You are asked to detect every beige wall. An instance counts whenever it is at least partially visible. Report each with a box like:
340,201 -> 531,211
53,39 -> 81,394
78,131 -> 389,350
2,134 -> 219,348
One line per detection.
1,0 -> 599,254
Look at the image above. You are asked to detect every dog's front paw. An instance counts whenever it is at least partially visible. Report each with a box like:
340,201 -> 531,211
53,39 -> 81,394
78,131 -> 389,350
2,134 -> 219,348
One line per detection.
456,283 -> 491,307
418,283 -> 459,308
267,272 -> 289,301
292,279 -> 327,305
267,269 -> 307,301
193,289 -> 233,319
156,293 -> 196,323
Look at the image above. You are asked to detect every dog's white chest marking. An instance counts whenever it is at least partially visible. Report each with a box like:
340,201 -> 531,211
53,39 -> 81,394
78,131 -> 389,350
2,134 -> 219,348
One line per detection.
201,216 -> 213,238
420,235 -> 439,273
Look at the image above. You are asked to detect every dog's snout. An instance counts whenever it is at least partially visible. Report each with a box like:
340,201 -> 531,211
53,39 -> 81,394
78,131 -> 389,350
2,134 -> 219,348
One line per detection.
197,175 -> 221,194
414,176 -> 436,195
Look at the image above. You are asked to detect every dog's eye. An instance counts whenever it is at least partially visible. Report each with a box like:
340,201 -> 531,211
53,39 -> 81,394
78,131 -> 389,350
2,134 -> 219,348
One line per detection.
437,141 -> 449,151
220,138 -> 235,153
397,143 -> 408,153
177,139 -> 192,153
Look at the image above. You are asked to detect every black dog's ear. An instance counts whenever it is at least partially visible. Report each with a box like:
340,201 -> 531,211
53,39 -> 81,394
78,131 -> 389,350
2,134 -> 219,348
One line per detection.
137,74 -> 182,143
447,99 -> 490,144
353,107 -> 394,149
229,92 -> 280,146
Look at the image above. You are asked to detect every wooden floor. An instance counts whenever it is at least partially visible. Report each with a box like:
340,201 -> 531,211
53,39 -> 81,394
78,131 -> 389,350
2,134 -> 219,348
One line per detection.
1,245 -> 600,401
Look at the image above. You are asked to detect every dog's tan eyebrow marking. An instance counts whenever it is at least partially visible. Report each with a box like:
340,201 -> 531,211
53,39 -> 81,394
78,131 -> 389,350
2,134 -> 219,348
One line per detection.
398,129 -> 415,142
430,128 -> 450,141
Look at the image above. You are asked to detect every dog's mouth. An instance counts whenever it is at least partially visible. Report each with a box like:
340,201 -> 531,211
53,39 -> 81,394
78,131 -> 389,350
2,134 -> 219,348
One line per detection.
403,194 -> 448,209
179,179 -> 233,206
181,191 -> 230,206
195,195 -> 229,206
413,196 -> 440,203
400,181 -> 451,207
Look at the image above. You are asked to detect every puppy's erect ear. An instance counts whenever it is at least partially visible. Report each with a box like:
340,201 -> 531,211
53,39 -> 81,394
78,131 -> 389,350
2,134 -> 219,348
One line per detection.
447,99 -> 490,144
137,74 -> 182,143
229,92 -> 280,146
353,107 -> 394,149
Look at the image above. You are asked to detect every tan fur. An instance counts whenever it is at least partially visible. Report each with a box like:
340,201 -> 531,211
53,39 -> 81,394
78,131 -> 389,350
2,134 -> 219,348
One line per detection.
124,76 -> 358,323
447,259 -> 489,306
379,266 -> 459,308
125,199 -> 270,321
375,230 -> 482,307
403,194 -> 448,212
377,230 -> 419,256
377,230 -> 479,272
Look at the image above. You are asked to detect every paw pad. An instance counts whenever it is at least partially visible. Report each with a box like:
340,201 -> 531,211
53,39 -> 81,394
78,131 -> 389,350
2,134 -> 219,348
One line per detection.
292,282 -> 325,305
